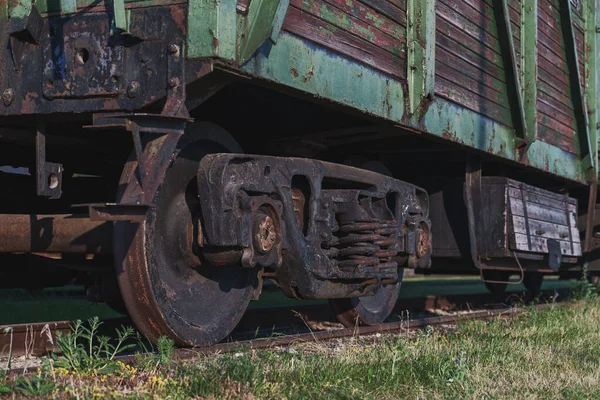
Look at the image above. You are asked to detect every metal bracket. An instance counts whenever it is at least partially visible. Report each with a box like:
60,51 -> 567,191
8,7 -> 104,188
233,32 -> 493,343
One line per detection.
547,239 -> 562,271
162,43 -> 188,117
465,156 -> 485,267
480,251 -> 525,285
90,113 -> 193,206
35,124 -> 63,199
8,4 -> 43,71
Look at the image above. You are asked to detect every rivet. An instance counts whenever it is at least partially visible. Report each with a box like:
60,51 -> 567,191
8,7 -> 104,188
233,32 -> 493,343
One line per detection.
127,81 -> 140,98
2,89 -> 14,107
168,44 -> 180,55
168,77 -> 180,88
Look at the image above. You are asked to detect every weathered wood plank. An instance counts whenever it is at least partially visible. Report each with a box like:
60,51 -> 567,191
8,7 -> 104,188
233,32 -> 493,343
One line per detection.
537,92 -> 574,119
436,46 -> 508,89
282,6 -> 406,79
436,31 -> 506,72
536,97 -> 576,128
506,178 -> 577,203
437,1 -> 502,46
436,18 -> 505,67
435,75 -> 514,126
537,67 -> 573,101
511,233 -> 581,255
436,62 -> 511,108
359,0 -> 406,25
291,0 -> 406,57
510,199 -> 575,226
537,128 -> 577,155
508,187 -> 577,211
439,0 -> 500,38
537,88 -> 574,120
318,0 -> 406,35
512,215 -> 580,243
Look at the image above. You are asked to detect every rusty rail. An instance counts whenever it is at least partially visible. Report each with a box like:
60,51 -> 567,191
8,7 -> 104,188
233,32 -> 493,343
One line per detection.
0,287 -> 565,358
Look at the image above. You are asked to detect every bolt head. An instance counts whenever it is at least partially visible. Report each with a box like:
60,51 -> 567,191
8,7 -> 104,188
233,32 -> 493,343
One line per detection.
2,89 -> 14,106
253,214 -> 277,254
168,44 -> 180,55
168,77 -> 180,88
127,81 -> 140,98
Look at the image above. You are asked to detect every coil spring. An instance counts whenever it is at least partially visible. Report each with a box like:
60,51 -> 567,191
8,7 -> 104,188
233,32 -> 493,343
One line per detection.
326,220 -> 400,270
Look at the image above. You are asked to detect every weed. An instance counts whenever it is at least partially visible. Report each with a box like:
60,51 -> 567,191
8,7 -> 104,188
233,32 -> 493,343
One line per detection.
0,371 -> 10,394
52,316 -> 137,375
13,374 -> 57,396
572,269 -> 598,300
157,336 -> 175,365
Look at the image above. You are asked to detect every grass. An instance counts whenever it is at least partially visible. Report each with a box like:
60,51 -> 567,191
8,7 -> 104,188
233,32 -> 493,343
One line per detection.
2,291 -> 600,399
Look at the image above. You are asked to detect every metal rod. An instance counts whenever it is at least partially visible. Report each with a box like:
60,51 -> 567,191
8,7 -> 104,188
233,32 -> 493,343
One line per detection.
0,214 -> 112,254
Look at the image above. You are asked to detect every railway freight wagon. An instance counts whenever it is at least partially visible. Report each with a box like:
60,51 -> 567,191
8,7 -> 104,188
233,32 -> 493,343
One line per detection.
0,0 -> 599,345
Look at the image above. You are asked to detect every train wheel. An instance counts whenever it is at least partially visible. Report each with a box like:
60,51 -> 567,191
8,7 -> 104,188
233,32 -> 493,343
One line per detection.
114,127 -> 257,346
482,270 -> 511,294
329,271 -> 402,327
523,271 -> 544,296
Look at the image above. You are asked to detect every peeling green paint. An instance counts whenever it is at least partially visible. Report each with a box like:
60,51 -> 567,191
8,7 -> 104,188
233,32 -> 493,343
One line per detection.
520,0 -> 538,144
407,0 -> 435,115
187,0 -> 237,60
585,0 -> 598,180
238,0 -> 286,64
240,32 -> 585,183
242,33 -> 404,121
8,0 -> 32,19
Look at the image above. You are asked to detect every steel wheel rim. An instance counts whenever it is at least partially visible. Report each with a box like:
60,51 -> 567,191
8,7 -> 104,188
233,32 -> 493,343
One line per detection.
114,133 -> 255,346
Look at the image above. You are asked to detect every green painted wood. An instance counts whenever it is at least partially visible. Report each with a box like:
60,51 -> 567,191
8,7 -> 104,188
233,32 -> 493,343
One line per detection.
60,0 -> 77,14
493,0 -> 527,140
1,0 -> 8,20
8,0 -> 32,18
269,0 -> 290,43
521,0 -> 538,144
242,32 -> 405,121
407,0 -> 435,115
560,0 -> 593,168
585,0 -> 599,180
113,0 -> 128,33
187,0 -> 237,60
240,31 -> 585,183
238,0 -> 287,64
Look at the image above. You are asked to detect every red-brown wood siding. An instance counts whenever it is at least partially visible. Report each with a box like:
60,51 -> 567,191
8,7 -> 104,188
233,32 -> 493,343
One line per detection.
537,0 -> 578,154
282,0 -> 407,80
434,0 -> 513,127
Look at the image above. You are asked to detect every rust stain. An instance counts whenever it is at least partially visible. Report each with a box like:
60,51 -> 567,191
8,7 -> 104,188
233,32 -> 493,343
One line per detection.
170,6 -> 187,34
290,68 -> 299,78
20,92 -> 39,114
102,98 -> 119,110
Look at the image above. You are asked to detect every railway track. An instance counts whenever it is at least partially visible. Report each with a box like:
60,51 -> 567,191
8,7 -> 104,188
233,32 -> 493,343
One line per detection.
1,287 -> 565,359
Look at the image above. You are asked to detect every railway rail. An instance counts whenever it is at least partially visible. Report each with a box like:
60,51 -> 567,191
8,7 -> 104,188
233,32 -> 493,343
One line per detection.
1,287 -> 567,359
2,300 -> 564,377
